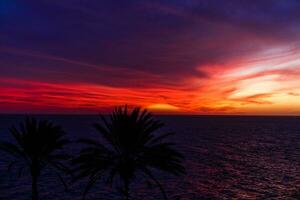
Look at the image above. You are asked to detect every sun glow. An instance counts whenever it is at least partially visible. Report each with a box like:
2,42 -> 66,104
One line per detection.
146,104 -> 179,112
229,75 -> 280,99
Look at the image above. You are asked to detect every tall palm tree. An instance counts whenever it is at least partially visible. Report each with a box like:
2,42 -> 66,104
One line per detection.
0,117 -> 70,200
73,105 -> 185,200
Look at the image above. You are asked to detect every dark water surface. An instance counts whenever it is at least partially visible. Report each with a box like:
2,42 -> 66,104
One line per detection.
0,115 -> 299,199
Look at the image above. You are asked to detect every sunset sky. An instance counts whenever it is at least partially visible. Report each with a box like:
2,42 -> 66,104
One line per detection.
1,0 -> 300,115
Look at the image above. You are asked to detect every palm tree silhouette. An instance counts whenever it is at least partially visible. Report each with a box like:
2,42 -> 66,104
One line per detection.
0,117 -> 70,200
73,105 -> 185,200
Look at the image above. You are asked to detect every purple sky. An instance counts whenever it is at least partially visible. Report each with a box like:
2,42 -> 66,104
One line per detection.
1,0 -> 300,114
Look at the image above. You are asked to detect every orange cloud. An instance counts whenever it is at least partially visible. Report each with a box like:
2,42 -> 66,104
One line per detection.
1,45 -> 300,115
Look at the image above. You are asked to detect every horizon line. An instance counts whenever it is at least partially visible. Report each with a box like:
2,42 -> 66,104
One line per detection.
0,113 -> 299,117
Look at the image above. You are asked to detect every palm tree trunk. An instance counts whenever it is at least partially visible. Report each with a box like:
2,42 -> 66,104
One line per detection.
32,175 -> 38,200
124,192 -> 129,200
123,181 -> 130,200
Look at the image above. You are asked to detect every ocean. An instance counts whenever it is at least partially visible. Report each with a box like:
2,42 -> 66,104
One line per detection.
0,115 -> 299,199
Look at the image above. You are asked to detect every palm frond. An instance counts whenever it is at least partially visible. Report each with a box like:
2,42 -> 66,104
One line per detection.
0,142 -> 26,159
147,132 -> 175,145
73,105 -> 185,199
0,117 -> 70,188
82,172 -> 102,200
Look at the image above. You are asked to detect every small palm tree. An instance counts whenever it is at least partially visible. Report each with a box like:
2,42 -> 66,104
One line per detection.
73,105 -> 185,200
0,117 -> 70,200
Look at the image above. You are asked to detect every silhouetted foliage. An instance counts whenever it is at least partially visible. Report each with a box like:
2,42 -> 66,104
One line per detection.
73,105 -> 185,200
0,117 -> 70,200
